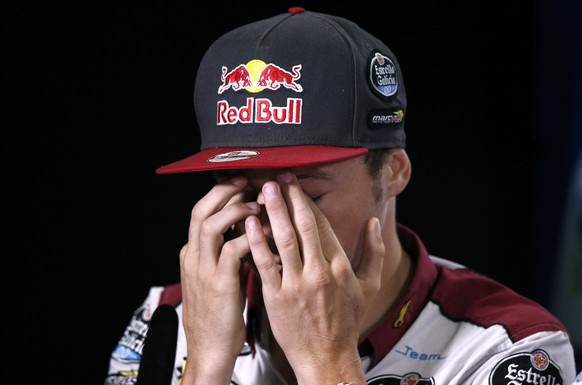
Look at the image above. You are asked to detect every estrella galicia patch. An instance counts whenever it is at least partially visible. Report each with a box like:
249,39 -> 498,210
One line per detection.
368,372 -> 435,385
112,305 -> 151,362
368,50 -> 398,98
489,349 -> 563,385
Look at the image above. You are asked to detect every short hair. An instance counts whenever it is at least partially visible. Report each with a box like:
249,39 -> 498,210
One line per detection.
364,148 -> 392,179
364,148 -> 393,202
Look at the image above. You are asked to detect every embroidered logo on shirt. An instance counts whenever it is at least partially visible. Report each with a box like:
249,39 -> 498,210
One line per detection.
112,305 -> 151,361
393,295 -> 414,328
369,372 -> 435,385
489,349 -> 563,385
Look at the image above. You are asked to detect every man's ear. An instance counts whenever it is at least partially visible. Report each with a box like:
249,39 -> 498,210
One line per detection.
385,149 -> 411,197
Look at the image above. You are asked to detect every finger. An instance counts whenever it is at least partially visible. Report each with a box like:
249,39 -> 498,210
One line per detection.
354,217 -> 385,289
223,184 -> 256,211
187,176 -> 248,246
262,180 -> 303,278
179,243 -> 189,271
216,233 -> 252,279
245,215 -> 282,291
304,195 -> 345,262
275,172 -> 325,270
198,200 -> 260,270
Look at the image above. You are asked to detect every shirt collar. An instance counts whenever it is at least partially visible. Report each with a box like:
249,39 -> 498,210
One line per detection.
364,223 -> 438,368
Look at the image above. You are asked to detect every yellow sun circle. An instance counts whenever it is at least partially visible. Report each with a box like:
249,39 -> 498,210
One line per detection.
244,59 -> 267,93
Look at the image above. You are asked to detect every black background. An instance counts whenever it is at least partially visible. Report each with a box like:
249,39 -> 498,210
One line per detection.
2,0 -> 580,384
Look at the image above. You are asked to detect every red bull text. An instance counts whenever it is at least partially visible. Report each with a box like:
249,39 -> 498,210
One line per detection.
217,97 -> 302,125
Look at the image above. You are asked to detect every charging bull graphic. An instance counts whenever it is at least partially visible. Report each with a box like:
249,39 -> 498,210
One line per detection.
218,60 -> 302,94
218,64 -> 253,94
255,64 -> 302,91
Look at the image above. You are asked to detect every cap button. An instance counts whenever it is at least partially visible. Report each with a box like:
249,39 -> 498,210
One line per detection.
288,7 -> 305,14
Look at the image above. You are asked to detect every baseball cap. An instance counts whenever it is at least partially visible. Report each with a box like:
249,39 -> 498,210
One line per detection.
156,6 -> 406,174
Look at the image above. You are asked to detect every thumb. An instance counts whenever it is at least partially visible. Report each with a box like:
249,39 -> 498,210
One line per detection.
354,217 -> 385,294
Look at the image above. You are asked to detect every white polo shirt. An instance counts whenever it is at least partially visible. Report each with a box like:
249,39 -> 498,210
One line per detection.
105,225 -> 577,385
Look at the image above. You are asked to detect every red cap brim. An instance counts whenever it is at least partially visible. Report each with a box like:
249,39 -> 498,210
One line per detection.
155,145 -> 369,174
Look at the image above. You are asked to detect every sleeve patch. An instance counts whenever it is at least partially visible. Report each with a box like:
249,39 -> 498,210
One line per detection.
489,349 -> 564,385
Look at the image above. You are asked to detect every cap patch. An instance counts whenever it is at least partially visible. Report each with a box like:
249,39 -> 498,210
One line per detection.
489,350 -> 564,385
369,108 -> 404,129
207,150 -> 260,163
369,51 -> 398,97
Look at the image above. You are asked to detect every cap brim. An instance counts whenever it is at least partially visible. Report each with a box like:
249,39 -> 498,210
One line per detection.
155,145 -> 369,174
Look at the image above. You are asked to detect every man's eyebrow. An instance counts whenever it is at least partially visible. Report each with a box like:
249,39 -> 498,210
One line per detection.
212,170 -> 233,182
212,168 -> 333,181
295,168 -> 332,180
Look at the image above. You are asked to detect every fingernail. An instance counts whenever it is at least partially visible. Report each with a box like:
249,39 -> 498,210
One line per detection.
230,176 -> 246,187
277,172 -> 293,183
245,201 -> 259,210
246,216 -> 260,229
263,182 -> 277,197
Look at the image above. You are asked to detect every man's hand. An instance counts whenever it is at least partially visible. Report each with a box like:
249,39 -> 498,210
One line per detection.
179,176 -> 260,384
245,172 -> 385,385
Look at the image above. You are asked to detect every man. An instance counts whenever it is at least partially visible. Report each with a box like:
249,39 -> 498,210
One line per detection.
105,7 -> 577,385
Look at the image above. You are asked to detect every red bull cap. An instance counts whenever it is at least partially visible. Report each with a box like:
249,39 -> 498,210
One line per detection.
156,6 -> 406,174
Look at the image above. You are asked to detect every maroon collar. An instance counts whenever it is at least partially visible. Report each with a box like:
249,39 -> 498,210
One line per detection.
364,223 -> 438,368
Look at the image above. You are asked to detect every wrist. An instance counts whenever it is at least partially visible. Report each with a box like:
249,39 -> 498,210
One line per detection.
180,349 -> 238,385
293,349 -> 365,385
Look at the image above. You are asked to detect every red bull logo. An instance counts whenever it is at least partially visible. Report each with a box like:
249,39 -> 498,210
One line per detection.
216,60 -> 303,125
218,60 -> 303,94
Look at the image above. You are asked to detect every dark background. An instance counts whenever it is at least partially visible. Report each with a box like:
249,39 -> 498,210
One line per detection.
2,0 -> 580,383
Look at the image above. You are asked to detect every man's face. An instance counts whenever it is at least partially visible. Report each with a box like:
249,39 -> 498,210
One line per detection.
218,155 -> 386,269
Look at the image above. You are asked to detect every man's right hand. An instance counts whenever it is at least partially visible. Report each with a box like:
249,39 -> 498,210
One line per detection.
179,176 -> 260,384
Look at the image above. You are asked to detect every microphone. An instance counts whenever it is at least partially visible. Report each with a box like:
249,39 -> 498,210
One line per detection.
135,304 -> 179,385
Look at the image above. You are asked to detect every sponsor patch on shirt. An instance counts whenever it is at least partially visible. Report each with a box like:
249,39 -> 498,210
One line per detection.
369,372 -> 435,385
112,305 -> 151,362
489,349 -> 563,385
104,371 -> 138,385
